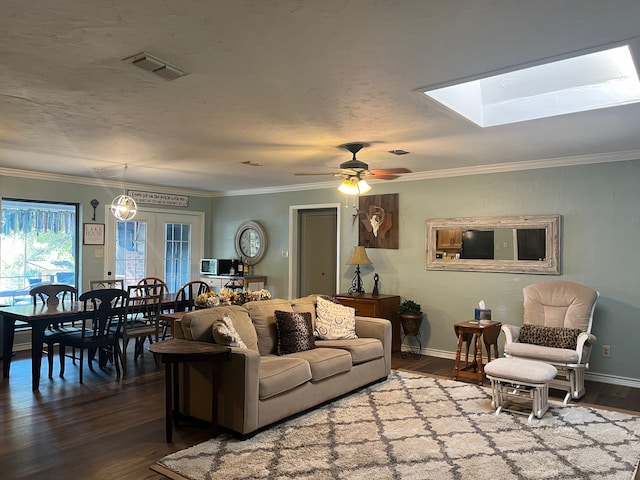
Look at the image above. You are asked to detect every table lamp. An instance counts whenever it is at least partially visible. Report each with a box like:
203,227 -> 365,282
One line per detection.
346,246 -> 372,294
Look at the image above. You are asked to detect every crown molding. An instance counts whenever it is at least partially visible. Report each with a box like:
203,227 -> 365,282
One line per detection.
3,149 -> 639,198
0,166 -> 212,197
394,149 -> 640,183
214,149 -> 640,196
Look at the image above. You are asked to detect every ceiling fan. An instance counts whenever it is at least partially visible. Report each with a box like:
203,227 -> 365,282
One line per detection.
294,143 -> 412,194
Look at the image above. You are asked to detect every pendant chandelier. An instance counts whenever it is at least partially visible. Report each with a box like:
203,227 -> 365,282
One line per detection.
110,165 -> 137,221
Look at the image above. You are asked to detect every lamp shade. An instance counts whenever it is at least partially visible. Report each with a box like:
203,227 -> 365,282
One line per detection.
346,246 -> 372,265
338,178 -> 359,195
356,179 -> 371,194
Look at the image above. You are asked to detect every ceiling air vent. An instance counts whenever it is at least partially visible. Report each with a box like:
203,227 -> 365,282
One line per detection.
388,149 -> 410,155
122,52 -> 188,81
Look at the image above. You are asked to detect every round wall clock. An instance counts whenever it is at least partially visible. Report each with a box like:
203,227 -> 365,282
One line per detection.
234,220 -> 267,266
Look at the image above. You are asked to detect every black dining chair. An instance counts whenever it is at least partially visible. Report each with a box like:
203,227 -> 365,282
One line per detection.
89,279 -> 125,290
162,280 -> 210,340
116,285 -> 162,376
173,280 -> 210,312
136,277 -> 173,339
57,288 -> 128,384
29,284 -> 80,378
136,277 -> 170,297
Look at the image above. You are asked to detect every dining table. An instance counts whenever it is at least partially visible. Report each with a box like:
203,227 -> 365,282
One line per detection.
1,301 -> 89,391
1,291 -> 184,391
0,293 -> 190,391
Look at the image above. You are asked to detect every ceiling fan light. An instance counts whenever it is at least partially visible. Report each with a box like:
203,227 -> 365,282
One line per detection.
110,194 -> 138,221
357,179 -> 371,194
338,178 -> 360,195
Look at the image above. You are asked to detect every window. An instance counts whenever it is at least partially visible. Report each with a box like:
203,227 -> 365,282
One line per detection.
115,220 -> 147,287
164,223 -> 192,292
422,45 -> 640,127
0,199 -> 78,305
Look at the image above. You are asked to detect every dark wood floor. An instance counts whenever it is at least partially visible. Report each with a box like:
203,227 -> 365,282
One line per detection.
1,350 -> 638,480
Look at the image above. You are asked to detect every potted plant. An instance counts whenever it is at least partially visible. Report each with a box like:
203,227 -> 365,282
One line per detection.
398,299 -> 423,336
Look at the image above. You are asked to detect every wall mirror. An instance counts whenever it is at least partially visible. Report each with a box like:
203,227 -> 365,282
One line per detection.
425,215 -> 560,274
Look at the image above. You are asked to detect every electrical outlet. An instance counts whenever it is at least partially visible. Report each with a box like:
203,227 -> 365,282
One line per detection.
601,344 -> 611,357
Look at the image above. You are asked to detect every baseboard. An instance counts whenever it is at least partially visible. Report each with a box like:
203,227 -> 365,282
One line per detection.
11,341 -> 31,352
401,346 -> 640,389
584,372 -> 640,389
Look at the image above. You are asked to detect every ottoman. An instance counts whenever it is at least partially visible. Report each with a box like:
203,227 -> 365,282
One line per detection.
484,357 -> 557,421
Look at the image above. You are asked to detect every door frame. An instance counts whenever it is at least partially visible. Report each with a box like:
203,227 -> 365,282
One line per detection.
288,203 -> 341,299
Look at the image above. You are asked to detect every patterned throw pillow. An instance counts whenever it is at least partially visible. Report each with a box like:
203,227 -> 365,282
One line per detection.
275,310 -> 316,355
211,314 -> 247,348
315,296 -> 358,340
519,324 -> 582,350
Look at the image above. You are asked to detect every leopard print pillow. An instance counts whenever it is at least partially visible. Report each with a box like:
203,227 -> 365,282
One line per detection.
275,310 -> 316,355
519,324 -> 582,350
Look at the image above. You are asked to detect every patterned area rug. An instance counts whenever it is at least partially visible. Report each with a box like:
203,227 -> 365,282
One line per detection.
153,371 -> 640,480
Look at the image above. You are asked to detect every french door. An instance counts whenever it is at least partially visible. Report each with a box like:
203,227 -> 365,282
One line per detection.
104,208 -> 204,292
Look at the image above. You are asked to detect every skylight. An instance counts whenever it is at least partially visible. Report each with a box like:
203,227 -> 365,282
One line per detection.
422,45 -> 640,127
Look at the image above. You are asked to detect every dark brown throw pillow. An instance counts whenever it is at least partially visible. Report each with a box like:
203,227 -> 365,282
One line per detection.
275,310 -> 316,355
519,324 -> 582,350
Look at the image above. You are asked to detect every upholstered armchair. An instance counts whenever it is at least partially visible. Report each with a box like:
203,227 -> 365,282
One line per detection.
502,280 -> 599,404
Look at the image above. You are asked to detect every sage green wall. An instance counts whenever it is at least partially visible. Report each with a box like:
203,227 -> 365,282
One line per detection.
3,159 -> 638,382
211,160 -> 640,382
0,175 -> 211,293
207,190 -> 349,296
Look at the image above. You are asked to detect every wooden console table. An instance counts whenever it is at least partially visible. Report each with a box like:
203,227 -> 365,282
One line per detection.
149,339 -> 231,442
453,320 -> 501,385
335,293 -> 401,352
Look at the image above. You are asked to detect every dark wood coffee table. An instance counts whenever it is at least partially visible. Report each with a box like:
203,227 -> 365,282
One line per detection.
149,339 -> 231,442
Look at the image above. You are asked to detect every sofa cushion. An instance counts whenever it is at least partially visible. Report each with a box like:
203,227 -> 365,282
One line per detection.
212,314 -> 247,348
315,296 -> 357,340
485,357 -> 558,384
315,338 -> 383,364
286,347 -> 352,381
505,342 -> 580,364
291,295 -> 318,326
275,310 -> 316,355
519,324 -> 582,350
259,356 -> 312,400
244,299 -> 295,355
181,305 -> 258,352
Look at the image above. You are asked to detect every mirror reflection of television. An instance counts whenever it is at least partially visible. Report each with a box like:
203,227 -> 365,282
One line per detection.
461,230 -> 494,259
517,228 -> 546,260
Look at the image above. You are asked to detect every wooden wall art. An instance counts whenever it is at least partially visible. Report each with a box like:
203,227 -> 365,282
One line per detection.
356,193 -> 399,249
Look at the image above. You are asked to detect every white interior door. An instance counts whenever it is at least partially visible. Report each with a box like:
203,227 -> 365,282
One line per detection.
105,208 -> 204,291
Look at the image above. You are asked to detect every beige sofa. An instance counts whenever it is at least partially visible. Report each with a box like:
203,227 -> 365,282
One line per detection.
173,295 -> 392,436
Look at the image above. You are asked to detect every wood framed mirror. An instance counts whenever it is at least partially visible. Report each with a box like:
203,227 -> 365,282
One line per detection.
425,215 -> 561,274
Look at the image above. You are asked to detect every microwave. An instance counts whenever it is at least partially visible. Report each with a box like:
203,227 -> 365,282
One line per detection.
199,258 -> 238,276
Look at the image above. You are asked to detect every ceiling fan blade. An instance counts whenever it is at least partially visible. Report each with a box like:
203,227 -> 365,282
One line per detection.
370,168 -> 412,175
294,172 -> 340,176
370,174 -> 400,180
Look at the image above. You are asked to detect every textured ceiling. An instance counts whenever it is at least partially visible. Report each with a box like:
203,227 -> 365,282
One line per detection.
2,0 -> 640,194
